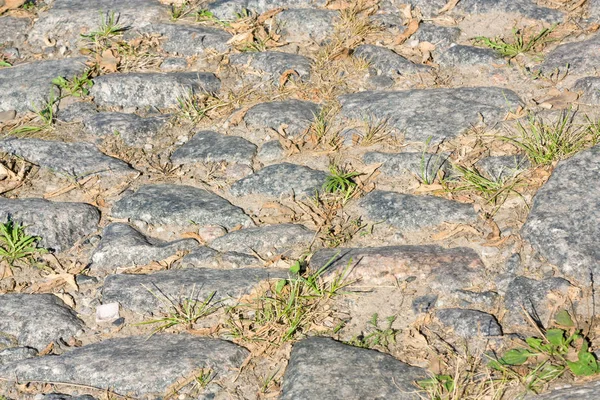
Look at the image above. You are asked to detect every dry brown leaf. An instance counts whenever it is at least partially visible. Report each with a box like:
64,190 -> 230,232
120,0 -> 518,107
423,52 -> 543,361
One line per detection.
98,48 -> 120,72
413,183 -> 445,194
438,0 -> 460,13
279,69 -> 299,86
537,89 -> 579,110
399,4 -> 413,20
418,41 -> 436,63
325,0 -> 353,10
54,292 -> 76,308
227,106 -> 250,127
482,236 -> 511,247
181,231 -> 206,244
257,7 -> 284,24
395,18 -> 420,45
39,342 -> 54,356
330,47 -> 352,61
0,0 -> 26,13
227,31 -> 254,46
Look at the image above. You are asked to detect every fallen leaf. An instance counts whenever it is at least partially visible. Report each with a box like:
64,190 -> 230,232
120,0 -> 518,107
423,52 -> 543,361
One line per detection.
279,69 -> 299,86
418,41 -> 436,63
257,7 -> 284,24
0,0 -> 26,14
325,0 -> 353,10
181,231 -> 206,244
98,48 -> 120,72
537,89 -> 579,110
227,31 -> 254,46
38,342 -> 54,356
395,18 -> 420,45
438,0 -> 460,13
54,292 -> 76,308
330,47 -> 352,61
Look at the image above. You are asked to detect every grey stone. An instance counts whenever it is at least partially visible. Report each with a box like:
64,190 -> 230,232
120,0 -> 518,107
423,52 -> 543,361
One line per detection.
244,99 -> 320,138
89,223 -> 200,273
0,347 -> 38,366
209,0 -> 326,19
354,44 -> 429,76
140,23 -> 231,56
111,184 -> 252,230
363,151 -> 451,181
102,267 -> 285,313
309,245 -> 485,292
455,290 -> 499,309
541,34 -> 600,75
57,101 -> 97,123
277,9 -> 337,44
230,162 -> 327,198
28,0 -> 165,48
39,394 -> 96,400
525,380 -> 600,399
436,308 -> 502,338
159,57 -> 188,72
370,12 -> 404,29
0,138 -> 133,177
281,336 -> 426,400
83,112 -> 169,146
171,130 -> 257,165
0,334 -> 248,397
0,294 -> 83,351
257,140 -> 285,163
0,198 -> 99,251
90,72 -> 220,109
413,23 -> 460,48
475,155 -> 530,179
210,224 -> 314,258
339,87 -> 522,142
180,247 -> 262,269
367,74 -> 395,89
0,17 -> 30,46
590,0 -> 600,21
438,45 -> 504,67
573,76 -> 600,105
230,51 -> 311,82
0,58 -> 86,113
412,294 -> 438,313
359,191 -> 477,232
521,145 -> 600,282
503,276 -> 573,329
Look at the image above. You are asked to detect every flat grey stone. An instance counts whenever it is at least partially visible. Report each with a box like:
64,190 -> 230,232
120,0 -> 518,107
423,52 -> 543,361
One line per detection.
455,290 -> 499,309
0,17 -> 30,46
521,145 -> 600,282
503,276 -> 573,329
102,267 -> 285,313
0,294 -> 83,351
310,245 -> 485,292
89,223 -> 200,273
111,184 -> 252,230
363,151 -> 451,181
83,112 -> 169,146
359,191 -> 477,232
171,130 -> 257,165
57,101 -> 97,123
230,162 -> 327,198
28,0 -> 165,48
0,347 -> 38,367
354,44 -> 429,76
208,0 -> 325,19
90,72 -> 220,109
230,51 -> 311,82
339,87 -> 522,142
244,99 -> 320,138
436,308 -> 502,338
573,76 -> 600,105
590,0 -> 600,21
0,334 -> 248,397
413,23 -> 460,48
541,34 -> 600,75
281,337 -> 426,400
525,380 -> 600,399
210,223 -> 314,258
0,58 -> 86,113
0,138 -> 133,177
475,155 -> 530,180
277,9 -> 336,44
257,140 -> 285,163
180,247 -> 262,269
140,23 -> 231,56
412,294 -> 438,313
438,45 -> 504,67
0,198 -> 99,251
38,394 -> 96,400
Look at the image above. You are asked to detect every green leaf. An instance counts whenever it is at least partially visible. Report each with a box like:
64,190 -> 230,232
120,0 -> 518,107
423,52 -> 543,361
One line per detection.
546,329 -> 567,348
0,61 -> 11,67
289,260 -> 301,274
526,337 -> 544,351
554,309 -> 575,327
275,279 -> 287,294
499,348 -> 533,366
567,339 -> 600,376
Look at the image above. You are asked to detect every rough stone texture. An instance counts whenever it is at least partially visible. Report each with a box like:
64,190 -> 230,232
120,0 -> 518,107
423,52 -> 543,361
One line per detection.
257,140 -> 285,163
209,0 -> 326,19
281,337 -> 426,400
210,224 -> 314,258
475,155 -> 530,179
354,44 -> 429,76
230,51 -> 312,82
159,57 -> 188,71
0,198 -> 100,251
38,394 -> 96,400
521,145 -> 600,282
0,17 -> 30,46
171,130 -> 257,165
590,0 -> 600,21
0,58 -> 86,113
244,99 -> 320,138
277,9 -> 336,44
90,72 -> 220,109
0,347 -> 38,366
339,87 -> 522,142
111,184 -> 252,230
309,245 -> 485,291
0,138 -> 133,177
140,23 -> 230,56
0,334 -> 249,396
28,0 -> 166,48
363,151 -> 452,180
436,309 -> 502,338
230,163 -> 327,198
438,45 -> 504,67
503,276 -> 574,329
359,191 -> 477,232
525,380 -> 600,399
89,223 -> 200,273
541,34 -> 600,75
413,23 -> 460,48
180,247 -> 262,269
83,112 -> 168,146
102,267 -> 286,313
573,76 -> 600,105
57,101 -> 97,123
0,294 -> 83,351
